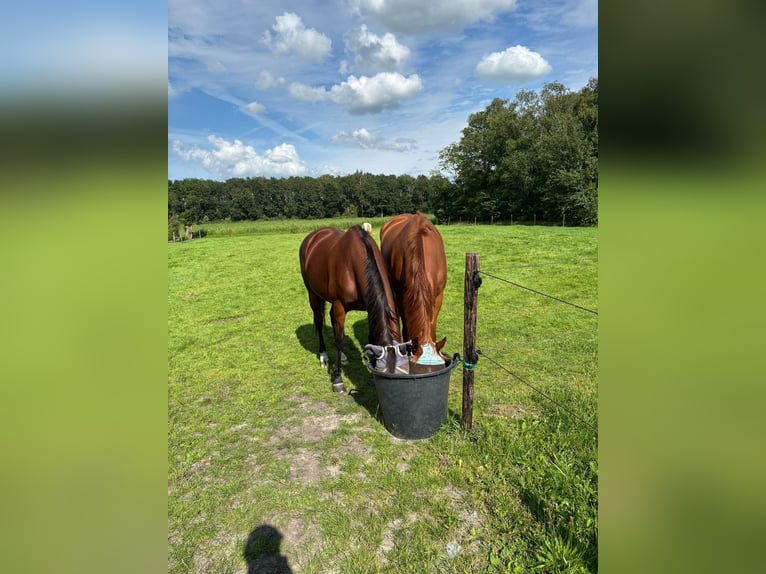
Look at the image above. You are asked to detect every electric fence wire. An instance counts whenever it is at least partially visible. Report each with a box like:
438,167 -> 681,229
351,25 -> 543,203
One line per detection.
478,351 -> 597,433
479,271 -> 598,315
480,257 -> 597,272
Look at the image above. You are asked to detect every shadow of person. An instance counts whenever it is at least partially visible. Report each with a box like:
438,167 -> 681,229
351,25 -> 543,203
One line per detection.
243,524 -> 293,574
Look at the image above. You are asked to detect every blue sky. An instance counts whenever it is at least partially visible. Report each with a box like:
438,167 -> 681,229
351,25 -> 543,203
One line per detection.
168,0 -> 597,180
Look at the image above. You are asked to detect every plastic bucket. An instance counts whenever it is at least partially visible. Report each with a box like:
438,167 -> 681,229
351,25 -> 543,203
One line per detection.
365,354 -> 459,439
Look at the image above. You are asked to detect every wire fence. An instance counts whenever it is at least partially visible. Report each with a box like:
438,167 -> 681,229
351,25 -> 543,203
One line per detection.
473,260 -> 597,431
480,257 -> 597,271
478,351 -> 597,432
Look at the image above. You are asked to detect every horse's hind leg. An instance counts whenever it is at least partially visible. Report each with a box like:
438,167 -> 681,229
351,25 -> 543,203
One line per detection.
308,292 -> 329,367
329,301 -> 347,393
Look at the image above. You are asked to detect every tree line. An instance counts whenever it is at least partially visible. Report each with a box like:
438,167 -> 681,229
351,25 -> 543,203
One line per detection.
168,79 -> 597,229
168,172 -> 448,225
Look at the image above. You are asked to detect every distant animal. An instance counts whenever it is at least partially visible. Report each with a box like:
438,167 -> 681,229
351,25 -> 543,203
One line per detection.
380,212 -> 448,365
299,225 -> 404,392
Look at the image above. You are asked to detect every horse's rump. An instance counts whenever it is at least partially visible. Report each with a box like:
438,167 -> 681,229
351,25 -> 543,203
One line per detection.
300,226 -> 362,309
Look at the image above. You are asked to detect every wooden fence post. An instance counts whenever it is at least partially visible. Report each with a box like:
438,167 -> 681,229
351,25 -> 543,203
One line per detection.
463,252 -> 481,431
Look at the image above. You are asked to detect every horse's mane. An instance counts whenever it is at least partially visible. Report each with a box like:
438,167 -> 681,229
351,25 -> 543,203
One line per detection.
356,225 -> 397,346
401,215 -> 434,337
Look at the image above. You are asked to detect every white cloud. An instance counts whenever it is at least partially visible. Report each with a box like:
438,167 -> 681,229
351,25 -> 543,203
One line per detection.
244,101 -> 267,114
172,136 -> 307,178
331,128 -> 416,151
289,83 -> 330,103
255,71 -> 286,90
350,0 -> 517,34
262,12 -> 332,62
344,25 -> 410,72
475,45 -> 551,82
335,73 -> 422,113
290,72 -> 422,113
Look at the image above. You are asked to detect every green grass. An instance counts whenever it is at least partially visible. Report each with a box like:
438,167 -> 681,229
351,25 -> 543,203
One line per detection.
193,216 -> 410,237
168,222 -> 597,573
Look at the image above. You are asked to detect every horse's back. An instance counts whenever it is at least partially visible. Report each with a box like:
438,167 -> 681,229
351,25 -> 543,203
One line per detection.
380,214 -> 408,255
381,212 -> 446,288
381,212 -> 441,250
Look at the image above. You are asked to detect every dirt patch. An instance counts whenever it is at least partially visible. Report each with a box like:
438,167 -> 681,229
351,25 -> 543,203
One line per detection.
339,434 -> 373,461
227,421 -> 249,433
277,448 -> 326,484
378,512 -> 419,561
267,412 -> 362,445
189,456 -> 213,478
244,454 -> 263,476
431,486 -> 487,557
378,518 -> 402,556
182,452 -> 221,495
488,403 -> 539,419
282,516 -> 322,558
191,530 -> 243,573
284,392 -> 326,414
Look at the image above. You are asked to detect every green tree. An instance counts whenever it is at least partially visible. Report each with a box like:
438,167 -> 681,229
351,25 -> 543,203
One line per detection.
438,79 -> 598,225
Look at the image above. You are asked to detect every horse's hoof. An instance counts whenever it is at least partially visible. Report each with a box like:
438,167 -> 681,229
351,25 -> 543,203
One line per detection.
340,352 -> 348,365
319,352 -> 329,368
332,382 -> 347,393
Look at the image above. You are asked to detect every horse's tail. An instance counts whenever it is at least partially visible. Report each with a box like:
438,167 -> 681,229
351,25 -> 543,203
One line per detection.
356,225 -> 398,345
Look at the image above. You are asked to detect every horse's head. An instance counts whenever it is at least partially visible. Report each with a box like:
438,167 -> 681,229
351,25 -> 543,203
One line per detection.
410,336 -> 449,366
364,341 -> 412,374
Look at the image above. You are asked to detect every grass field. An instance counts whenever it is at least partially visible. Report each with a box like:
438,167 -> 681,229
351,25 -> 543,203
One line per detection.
168,220 -> 597,573
192,216 -> 399,238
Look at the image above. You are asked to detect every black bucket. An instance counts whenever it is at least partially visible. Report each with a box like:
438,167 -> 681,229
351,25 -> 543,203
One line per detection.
364,353 -> 459,440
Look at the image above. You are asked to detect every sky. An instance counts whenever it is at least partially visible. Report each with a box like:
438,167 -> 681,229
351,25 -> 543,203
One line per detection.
168,0 -> 597,181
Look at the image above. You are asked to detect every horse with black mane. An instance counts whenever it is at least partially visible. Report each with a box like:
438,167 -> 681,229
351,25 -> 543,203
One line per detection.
299,225 -> 407,393
380,212 -> 449,367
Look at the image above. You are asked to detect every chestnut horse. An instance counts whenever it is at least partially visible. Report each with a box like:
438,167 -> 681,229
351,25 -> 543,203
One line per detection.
380,212 -> 448,365
299,225 -> 403,392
